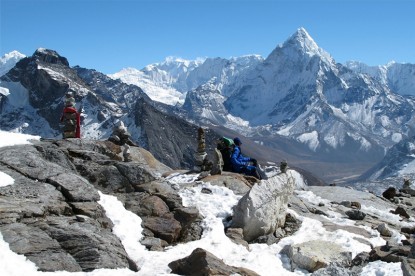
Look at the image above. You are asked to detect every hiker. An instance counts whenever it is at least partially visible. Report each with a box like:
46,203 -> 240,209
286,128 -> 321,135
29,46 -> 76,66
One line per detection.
60,92 -> 81,138
216,137 -> 235,172
231,137 -> 261,179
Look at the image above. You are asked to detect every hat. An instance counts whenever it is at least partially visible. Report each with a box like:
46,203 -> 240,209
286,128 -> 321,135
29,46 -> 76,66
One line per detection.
233,137 -> 242,146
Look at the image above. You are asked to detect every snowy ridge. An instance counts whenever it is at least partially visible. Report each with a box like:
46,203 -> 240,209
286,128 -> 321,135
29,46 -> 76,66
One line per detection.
109,55 -> 263,105
346,60 -> 415,96
108,27 -> 415,159
109,67 -> 185,105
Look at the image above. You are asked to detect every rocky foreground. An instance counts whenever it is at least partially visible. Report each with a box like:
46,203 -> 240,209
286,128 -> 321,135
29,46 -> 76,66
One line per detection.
0,138 -> 415,275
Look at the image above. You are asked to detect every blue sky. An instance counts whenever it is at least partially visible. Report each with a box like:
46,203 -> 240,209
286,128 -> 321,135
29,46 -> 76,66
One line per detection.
1,0 -> 414,74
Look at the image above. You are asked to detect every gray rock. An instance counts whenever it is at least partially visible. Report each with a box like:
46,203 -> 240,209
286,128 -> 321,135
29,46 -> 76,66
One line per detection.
142,216 -> 182,244
410,243 -> 415,258
391,206 -> 410,219
286,240 -> 352,272
140,237 -> 168,251
168,247 -> 260,276
114,162 -> 158,188
402,259 -> 415,276
48,173 -> 99,202
311,263 -> 355,276
210,148 -> 223,175
126,193 -> 170,217
225,228 -> 249,249
377,223 -> 393,237
0,223 -> 81,272
34,217 -> 136,272
383,187 -> 397,200
345,210 -> 366,220
369,244 -> 411,263
231,171 -> 296,241
0,145 -> 67,181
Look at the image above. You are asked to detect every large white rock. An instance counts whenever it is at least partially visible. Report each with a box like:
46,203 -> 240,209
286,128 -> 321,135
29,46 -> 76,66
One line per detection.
287,240 -> 352,272
231,170 -> 296,241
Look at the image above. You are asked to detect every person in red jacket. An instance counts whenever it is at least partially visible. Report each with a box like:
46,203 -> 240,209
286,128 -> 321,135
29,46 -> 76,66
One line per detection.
60,92 -> 81,138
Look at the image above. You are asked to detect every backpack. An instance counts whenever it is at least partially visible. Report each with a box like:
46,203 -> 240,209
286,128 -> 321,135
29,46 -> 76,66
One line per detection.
217,137 -> 234,172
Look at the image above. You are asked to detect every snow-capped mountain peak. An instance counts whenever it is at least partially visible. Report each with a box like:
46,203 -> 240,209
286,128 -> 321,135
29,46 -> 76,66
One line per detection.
0,50 -> 26,77
271,27 -> 334,65
285,27 -> 319,52
0,50 -> 25,62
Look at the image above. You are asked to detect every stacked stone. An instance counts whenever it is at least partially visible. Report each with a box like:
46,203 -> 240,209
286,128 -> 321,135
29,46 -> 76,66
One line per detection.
108,121 -> 135,162
193,127 -> 212,172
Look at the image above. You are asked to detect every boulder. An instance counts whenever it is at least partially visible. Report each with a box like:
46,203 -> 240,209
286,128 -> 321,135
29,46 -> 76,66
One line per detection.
369,244 -> 411,262
225,228 -> 249,249
286,240 -> 352,272
168,248 -> 259,276
402,259 -> 415,276
140,237 -> 168,251
142,216 -> 182,243
383,187 -> 397,200
377,223 -> 393,237
391,206 -> 410,219
231,171 -> 296,241
345,210 -> 366,220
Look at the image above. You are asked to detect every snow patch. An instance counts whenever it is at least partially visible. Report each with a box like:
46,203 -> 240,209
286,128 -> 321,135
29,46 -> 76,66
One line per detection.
297,131 -> 319,151
0,171 -> 14,187
392,132 -> 402,143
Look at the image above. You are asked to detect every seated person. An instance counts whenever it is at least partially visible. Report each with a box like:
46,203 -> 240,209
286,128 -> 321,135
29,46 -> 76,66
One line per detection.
230,137 -> 261,180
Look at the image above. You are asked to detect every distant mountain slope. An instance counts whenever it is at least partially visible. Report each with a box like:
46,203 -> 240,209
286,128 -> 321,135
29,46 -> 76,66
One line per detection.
360,136 -> 415,181
346,60 -> 415,96
106,27 -> 415,183
0,49 -> 221,170
110,28 -> 415,161
220,28 -> 415,167
4,27 -> 415,184
109,55 -> 263,105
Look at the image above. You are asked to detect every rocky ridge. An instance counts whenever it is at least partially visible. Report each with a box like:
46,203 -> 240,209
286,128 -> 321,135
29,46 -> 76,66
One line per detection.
1,137 -> 415,275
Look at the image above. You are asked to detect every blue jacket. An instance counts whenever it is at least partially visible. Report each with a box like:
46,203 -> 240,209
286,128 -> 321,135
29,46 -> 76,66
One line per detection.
231,146 -> 251,172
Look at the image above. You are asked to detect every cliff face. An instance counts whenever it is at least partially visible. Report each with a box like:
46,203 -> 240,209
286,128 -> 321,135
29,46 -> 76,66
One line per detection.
0,138 -> 199,272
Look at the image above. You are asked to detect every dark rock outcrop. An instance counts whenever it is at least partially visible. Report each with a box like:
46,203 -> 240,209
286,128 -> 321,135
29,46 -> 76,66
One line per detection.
168,247 -> 260,276
0,138 -> 203,272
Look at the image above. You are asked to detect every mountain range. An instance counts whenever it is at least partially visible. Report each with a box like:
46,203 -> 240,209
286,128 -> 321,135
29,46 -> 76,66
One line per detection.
1,27 -> 415,184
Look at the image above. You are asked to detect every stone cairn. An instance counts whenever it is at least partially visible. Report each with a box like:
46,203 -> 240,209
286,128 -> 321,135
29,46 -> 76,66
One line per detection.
280,160 -> 288,173
108,121 -> 137,162
193,127 -> 212,172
